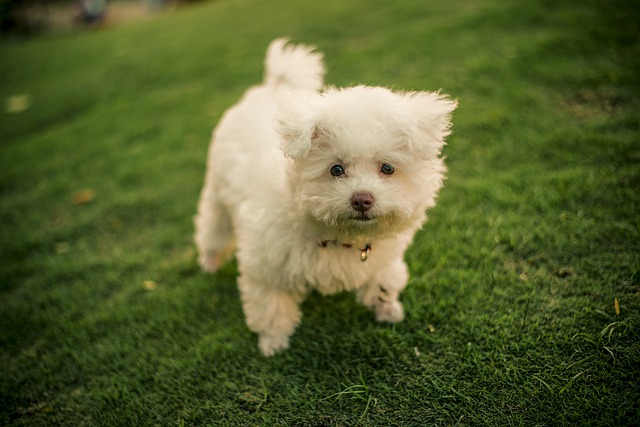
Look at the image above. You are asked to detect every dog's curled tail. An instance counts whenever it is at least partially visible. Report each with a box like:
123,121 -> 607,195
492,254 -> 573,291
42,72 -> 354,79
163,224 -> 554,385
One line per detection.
264,38 -> 325,91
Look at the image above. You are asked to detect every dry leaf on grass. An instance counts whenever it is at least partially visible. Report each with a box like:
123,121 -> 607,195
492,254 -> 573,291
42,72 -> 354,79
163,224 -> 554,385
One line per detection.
72,189 -> 96,205
143,280 -> 158,291
5,94 -> 31,114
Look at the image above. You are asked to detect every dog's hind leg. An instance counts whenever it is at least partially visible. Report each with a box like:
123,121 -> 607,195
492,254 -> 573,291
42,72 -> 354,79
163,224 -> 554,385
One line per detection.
194,181 -> 236,273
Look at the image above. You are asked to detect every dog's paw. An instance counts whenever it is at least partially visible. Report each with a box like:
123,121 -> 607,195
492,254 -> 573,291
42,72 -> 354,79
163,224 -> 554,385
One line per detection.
198,251 -> 223,273
375,300 -> 405,323
259,333 -> 290,357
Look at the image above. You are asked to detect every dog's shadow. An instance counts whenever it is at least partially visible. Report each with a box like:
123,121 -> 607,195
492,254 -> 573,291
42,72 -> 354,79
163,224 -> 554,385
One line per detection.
287,292 -> 410,367
189,261 -> 417,372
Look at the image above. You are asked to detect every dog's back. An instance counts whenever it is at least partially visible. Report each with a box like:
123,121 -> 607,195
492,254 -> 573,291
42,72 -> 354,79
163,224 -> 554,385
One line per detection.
207,40 -> 325,198
195,40 -> 324,271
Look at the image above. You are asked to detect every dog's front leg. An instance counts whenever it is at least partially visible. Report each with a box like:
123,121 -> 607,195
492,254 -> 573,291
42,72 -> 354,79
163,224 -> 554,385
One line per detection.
237,275 -> 303,356
356,259 -> 408,323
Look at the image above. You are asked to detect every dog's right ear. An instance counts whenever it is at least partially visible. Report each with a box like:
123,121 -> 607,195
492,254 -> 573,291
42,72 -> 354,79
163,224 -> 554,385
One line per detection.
276,91 -> 321,159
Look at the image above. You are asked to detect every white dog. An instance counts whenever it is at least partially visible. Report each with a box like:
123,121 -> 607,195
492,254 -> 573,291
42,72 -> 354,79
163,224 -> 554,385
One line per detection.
195,39 -> 456,356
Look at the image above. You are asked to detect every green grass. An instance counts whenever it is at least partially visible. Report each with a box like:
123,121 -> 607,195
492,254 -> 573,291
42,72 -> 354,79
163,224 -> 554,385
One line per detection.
1,0 -> 639,425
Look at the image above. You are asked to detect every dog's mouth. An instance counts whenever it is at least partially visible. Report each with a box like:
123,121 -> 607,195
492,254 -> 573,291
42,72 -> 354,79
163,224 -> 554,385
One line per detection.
351,214 -> 375,222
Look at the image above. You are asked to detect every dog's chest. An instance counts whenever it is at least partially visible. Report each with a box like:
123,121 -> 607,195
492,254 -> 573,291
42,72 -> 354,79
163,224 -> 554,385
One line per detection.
299,245 -> 377,295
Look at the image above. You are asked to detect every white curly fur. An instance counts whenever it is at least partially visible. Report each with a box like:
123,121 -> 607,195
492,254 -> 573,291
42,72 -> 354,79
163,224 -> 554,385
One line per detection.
194,38 -> 457,356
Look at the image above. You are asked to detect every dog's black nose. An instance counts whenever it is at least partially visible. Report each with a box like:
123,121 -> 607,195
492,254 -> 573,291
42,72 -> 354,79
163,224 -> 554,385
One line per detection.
351,193 -> 374,212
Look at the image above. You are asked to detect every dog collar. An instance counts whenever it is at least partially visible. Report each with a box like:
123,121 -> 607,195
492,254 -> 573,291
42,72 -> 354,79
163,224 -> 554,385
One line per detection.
318,240 -> 372,262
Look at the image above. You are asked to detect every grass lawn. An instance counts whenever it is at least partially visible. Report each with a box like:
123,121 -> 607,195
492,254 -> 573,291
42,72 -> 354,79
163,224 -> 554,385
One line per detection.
1,0 -> 639,425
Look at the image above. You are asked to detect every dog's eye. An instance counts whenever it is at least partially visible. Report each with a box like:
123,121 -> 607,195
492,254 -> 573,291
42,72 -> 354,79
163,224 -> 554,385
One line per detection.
330,164 -> 346,177
380,163 -> 395,175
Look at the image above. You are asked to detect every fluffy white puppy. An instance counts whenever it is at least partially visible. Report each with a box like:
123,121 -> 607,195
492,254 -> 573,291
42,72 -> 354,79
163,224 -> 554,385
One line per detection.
195,39 -> 456,356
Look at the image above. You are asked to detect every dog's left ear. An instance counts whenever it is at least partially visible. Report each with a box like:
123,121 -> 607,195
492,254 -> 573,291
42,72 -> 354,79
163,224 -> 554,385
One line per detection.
276,91 -> 321,159
402,92 -> 458,159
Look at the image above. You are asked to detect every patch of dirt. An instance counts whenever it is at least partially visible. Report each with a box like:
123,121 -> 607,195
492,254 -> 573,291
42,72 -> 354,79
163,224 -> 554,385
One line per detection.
564,88 -> 626,120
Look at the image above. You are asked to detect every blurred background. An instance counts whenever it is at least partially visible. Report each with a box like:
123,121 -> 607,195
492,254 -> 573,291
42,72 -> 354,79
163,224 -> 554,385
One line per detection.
1,0 -> 184,34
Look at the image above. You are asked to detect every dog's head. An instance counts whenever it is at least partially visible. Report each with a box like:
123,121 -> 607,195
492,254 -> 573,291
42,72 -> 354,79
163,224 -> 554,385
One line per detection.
276,86 -> 457,239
